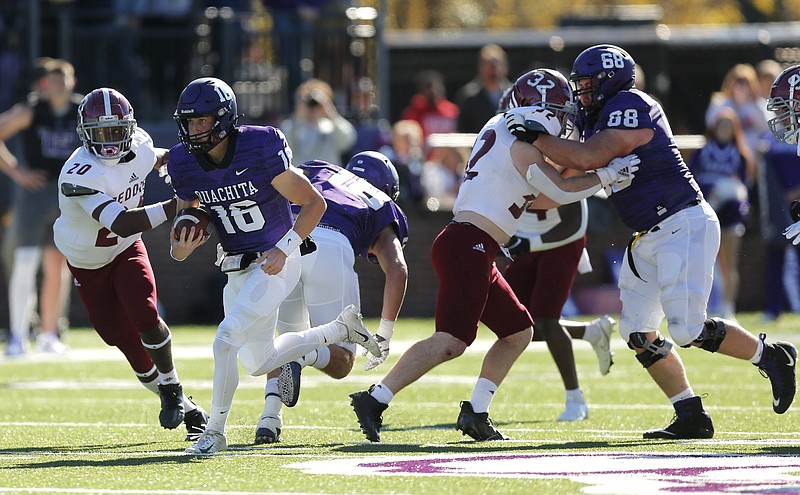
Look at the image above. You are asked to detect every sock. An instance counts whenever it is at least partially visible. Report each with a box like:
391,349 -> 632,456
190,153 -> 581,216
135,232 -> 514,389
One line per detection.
565,388 -> 584,403
370,383 -> 394,405
749,338 -> 765,364
265,377 -> 279,397
140,378 -> 160,395
582,319 -> 601,344
181,394 -> 198,412
299,349 -> 318,368
260,387 -> 283,422
158,369 -> 179,386
312,346 -> 331,369
669,388 -> 695,404
469,377 -> 497,414
9,247 -> 41,340
205,338 -> 241,434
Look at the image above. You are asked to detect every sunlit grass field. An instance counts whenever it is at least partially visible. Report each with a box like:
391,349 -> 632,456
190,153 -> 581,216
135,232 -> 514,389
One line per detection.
1,313 -> 799,494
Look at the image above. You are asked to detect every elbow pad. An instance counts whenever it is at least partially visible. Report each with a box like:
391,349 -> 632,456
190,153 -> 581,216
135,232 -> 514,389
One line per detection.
526,164 -> 601,204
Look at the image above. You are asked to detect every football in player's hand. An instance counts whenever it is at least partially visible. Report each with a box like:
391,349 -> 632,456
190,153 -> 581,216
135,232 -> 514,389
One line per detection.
172,207 -> 213,241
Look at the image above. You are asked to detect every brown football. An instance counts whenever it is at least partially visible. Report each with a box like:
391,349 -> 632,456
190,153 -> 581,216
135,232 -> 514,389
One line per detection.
172,207 -> 213,241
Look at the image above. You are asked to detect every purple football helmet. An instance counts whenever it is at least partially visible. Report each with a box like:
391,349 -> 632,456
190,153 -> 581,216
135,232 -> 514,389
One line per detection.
570,44 -> 635,116
346,151 -> 400,201
173,77 -> 239,153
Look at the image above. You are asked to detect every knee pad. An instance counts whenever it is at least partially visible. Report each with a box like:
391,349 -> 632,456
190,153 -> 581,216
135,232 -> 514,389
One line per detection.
686,317 -> 727,353
628,332 -> 673,368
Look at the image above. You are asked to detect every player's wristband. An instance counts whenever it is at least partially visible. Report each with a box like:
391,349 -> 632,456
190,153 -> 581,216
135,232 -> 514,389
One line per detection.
144,203 -> 168,228
275,229 -> 302,256
376,318 -> 395,340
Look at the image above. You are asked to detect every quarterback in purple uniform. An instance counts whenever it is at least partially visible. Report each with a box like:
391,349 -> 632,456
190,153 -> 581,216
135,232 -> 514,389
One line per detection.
167,77 -> 380,454
256,152 -> 409,444
507,44 -> 797,439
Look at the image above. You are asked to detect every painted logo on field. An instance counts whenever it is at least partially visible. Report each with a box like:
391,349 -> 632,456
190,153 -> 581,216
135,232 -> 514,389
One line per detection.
289,452 -> 800,494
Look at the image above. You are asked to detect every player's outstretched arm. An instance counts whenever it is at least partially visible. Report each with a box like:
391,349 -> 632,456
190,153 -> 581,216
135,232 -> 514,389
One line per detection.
364,226 -> 409,370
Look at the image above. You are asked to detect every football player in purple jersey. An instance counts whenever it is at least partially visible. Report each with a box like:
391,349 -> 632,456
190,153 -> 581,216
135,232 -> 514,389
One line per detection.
167,77 -> 380,454
255,151 -> 409,444
507,44 -> 797,439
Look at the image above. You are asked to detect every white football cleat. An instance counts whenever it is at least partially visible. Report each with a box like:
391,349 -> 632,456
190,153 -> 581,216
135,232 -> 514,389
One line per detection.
557,400 -> 589,421
37,333 -> 67,354
337,304 -> 381,358
185,429 -> 227,455
589,315 -> 615,375
255,414 -> 282,445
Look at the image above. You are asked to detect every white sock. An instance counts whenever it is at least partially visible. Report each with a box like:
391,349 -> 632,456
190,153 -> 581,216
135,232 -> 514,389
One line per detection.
749,338 -> 765,364
254,321 -> 340,374
206,338 -> 241,434
565,388 -> 584,403
182,394 -> 198,412
265,377 -> 279,397
140,378 -> 160,395
469,377 -> 497,414
158,369 -> 179,386
311,346 -> 331,369
9,247 -> 41,340
370,383 -> 394,405
582,319 -> 601,344
669,388 -> 695,404
261,381 -> 283,420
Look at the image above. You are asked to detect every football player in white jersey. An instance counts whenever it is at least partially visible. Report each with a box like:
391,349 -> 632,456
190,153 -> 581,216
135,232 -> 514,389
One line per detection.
499,70 -> 616,423
767,65 -> 800,244
349,68 -> 639,442
53,88 -> 208,441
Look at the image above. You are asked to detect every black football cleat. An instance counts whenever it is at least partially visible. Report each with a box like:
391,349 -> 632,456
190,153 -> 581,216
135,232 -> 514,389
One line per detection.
158,383 -> 185,430
255,415 -> 282,445
183,400 -> 209,441
456,401 -> 509,441
643,396 -> 714,439
350,387 -> 388,442
756,334 -> 797,414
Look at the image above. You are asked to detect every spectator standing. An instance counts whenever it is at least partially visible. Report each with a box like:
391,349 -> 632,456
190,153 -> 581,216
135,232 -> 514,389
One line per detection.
706,63 -> 768,156
688,109 -> 756,319
400,70 -> 459,145
280,78 -> 356,166
379,119 -> 424,210
455,44 -> 512,134
0,58 -> 80,356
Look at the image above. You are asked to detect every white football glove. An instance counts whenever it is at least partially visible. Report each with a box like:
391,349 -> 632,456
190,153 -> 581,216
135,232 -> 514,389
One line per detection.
784,220 -> 800,245
504,106 -> 560,143
595,154 -> 640,193
364,319 -> 394,371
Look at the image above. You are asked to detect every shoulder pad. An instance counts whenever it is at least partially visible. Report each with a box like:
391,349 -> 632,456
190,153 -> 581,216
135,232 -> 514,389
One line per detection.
61,182 -> 99,197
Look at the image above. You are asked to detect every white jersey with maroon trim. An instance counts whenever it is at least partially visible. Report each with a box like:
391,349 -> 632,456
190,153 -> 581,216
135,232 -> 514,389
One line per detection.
453,114 -> 543,237
54,129 -> 158,269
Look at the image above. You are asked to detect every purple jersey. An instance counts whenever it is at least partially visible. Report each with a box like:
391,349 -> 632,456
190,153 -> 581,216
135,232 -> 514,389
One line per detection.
168,125 -> 293,253
295,160 -> 409,260
688,139 -> 746,192
576,89 -> 701,231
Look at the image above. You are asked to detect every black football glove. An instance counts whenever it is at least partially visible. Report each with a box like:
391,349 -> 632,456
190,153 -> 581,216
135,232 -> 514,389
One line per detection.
504,111 -> 549,144
505,235 -> 531,257
791,200 -> 800,222
299,235 -> 317,256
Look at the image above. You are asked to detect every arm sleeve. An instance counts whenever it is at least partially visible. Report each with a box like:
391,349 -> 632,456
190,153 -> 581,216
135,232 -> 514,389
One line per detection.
525,164 -> 601,204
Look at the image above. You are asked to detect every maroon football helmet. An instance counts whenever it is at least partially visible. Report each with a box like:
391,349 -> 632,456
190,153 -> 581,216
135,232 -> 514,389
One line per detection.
507,68 -> 575,135
767,64 -> 800,145
76,88 -> 136,161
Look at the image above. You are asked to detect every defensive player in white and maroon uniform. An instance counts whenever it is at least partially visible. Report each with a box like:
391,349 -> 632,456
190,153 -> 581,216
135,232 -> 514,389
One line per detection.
255,152 -> 409,444
767,65 -> 800,245
53,87 -> 208,441
508,44 -> 797,439
349,68 -> 640,442
167,78 -> 380,454
499,71 -> 616,423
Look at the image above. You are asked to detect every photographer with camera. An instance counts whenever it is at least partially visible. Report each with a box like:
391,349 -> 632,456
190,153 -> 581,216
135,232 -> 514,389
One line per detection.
280,79 -> 356,165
